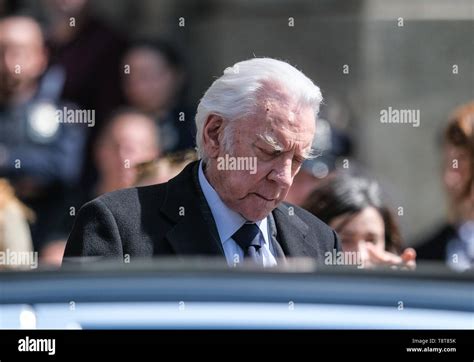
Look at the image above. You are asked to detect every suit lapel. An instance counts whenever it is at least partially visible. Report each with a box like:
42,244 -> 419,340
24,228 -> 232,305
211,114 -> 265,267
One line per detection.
272,203 -> 318,257
160,161 -> 224,256
267,212 -> 288,263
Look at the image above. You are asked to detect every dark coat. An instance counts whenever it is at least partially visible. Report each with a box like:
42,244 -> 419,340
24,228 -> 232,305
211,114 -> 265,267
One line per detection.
64,161 -> 341,264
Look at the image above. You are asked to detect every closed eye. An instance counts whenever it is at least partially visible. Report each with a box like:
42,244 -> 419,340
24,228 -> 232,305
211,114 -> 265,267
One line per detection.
257,146 -> 279,157
293,155 -> 306,164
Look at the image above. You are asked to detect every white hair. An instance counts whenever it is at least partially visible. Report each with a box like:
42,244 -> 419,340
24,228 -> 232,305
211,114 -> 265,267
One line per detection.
195,57 -> 323,160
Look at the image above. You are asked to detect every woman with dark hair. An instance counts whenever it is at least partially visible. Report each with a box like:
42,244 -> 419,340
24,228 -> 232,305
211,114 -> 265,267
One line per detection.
303,175 -> 416,268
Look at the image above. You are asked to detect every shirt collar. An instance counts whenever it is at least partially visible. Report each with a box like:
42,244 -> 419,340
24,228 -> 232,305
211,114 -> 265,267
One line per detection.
197,160 -> 269,246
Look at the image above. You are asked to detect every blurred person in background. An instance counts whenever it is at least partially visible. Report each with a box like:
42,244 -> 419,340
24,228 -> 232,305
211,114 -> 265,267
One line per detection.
134,149 -> 197,187
43,0 -> 127,119
93,109 -> 161,196
416,101 -> 474,271
0,178 -> 34,268
41,109 -> 161,267
0,16 -> 85,253
65,58 -> 341,266
303,175 -> 416,269
285,118 -> 353,206
0,0 -> 19,16
41,0 -> 129,198
121,39 -> 195,154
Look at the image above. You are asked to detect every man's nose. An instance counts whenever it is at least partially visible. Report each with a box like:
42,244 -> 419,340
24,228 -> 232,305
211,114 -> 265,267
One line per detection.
267,158 -> 293,188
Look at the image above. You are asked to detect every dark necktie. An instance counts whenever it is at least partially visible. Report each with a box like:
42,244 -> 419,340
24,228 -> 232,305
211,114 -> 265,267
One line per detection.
232,223 -> 263,265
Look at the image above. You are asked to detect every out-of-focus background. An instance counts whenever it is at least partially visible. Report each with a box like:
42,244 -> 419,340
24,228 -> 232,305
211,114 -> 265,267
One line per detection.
0,0 -> 473,267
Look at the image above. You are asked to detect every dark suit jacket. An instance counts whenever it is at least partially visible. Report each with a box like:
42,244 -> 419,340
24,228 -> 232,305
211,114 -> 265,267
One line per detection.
415,223 -> 458,261
64,161 -> 341,264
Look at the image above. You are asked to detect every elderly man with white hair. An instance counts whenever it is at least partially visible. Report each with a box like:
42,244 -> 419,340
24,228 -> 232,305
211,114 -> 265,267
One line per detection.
65,58 -> 341,266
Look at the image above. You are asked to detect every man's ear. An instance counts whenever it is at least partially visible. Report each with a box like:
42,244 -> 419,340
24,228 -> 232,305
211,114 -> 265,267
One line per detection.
202,114 -> 224,158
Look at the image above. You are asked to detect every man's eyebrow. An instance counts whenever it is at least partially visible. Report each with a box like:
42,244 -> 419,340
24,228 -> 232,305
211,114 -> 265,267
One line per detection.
257,132 -> 322,160
257,132 -> 284,152
301,147 -> 322,160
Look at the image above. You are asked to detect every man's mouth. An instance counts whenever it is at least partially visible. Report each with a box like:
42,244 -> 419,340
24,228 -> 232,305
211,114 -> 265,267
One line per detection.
252,193 -> 276,202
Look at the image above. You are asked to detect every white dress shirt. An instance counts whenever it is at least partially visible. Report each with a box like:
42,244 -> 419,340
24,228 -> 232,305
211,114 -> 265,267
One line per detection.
198,161 -> 277,267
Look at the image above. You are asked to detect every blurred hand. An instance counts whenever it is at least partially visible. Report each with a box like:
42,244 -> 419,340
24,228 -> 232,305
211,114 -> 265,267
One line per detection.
360,242 -> 416,270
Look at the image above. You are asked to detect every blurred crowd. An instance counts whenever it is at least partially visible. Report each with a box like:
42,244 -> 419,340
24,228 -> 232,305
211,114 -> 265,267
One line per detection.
0,1 -> 472,270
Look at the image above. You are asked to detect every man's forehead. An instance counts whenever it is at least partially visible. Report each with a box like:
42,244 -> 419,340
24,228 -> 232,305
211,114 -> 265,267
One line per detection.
261,97 -> 302,119
258,102 -> 315,136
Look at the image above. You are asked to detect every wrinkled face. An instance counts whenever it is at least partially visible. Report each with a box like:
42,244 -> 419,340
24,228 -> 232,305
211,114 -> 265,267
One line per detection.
329,207 -> 386,253
122,48 -> 180,114
0,18 -> 47,97
95,114 -> 159,188
204,95 -> 316,221
442,143 -> 471,201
